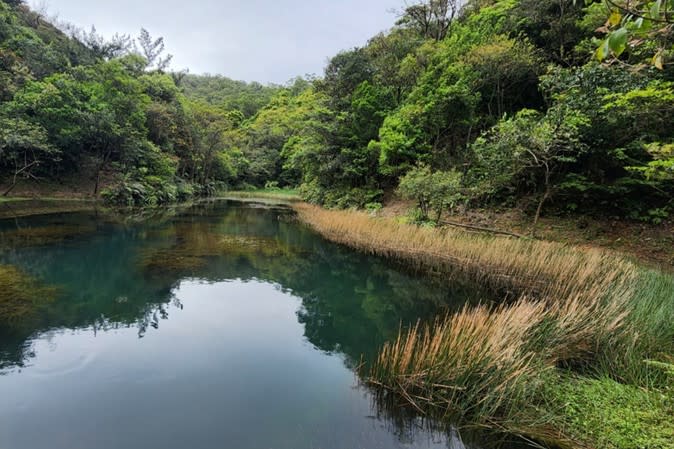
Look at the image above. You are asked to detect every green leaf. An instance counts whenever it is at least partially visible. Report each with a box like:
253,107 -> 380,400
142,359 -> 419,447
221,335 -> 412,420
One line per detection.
608,28 -> 628,57
608,10 -> 622,26
637,16 -> 653,33
650,0 -> 661,20
653,50 -> 664,70
595,38 -> 610,61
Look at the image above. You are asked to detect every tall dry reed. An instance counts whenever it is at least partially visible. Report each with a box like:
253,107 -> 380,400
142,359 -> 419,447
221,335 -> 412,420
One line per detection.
293,204 -> 645,429
293,204 -> 637,303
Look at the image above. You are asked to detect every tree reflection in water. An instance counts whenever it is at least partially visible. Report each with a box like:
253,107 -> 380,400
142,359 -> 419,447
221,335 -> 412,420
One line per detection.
0,200 -> 528,449
0,200 -> 489,368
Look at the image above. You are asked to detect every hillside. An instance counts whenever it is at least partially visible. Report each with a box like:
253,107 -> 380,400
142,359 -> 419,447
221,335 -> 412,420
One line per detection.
1,0 -> 673,226
0,0 -> 273,204
180,74 -> 281,118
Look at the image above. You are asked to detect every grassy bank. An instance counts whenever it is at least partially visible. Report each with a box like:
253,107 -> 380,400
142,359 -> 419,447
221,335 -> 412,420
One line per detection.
221,188 -> 301,203
293,203 -> 674,448
293,204 -> 637,303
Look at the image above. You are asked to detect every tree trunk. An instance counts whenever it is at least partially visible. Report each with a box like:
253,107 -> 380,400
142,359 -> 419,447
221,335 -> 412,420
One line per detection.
94,169 -> 101,196
3,159 -> 39,197
531,167 -> 551,238
93,146 -> 113,196
435,207 -> 443,224
440,219 -> 527,239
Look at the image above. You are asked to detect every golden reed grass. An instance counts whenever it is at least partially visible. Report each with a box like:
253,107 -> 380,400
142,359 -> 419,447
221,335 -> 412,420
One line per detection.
293,204 -> 637,301
293,203 -> 640,428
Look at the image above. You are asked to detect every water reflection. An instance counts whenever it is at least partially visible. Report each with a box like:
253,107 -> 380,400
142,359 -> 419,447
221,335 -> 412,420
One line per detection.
0,200 -> 484,370
0,200 -> 518,449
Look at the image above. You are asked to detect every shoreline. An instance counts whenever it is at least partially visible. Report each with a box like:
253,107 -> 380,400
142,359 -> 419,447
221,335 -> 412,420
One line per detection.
290,203 -> 674,449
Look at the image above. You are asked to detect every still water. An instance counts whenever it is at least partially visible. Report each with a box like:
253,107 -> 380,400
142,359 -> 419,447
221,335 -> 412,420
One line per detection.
0,200 -> 518,449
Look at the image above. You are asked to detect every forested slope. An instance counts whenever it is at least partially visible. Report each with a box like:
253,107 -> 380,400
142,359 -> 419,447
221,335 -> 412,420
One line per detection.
180,74 -> 282,118
232,0 -> 674,223
0,0 -> 276,204
1,0 -> 672,223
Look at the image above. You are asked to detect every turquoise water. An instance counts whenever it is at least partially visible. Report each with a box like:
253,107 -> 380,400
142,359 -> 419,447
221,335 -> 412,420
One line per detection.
0,200 -> 519,449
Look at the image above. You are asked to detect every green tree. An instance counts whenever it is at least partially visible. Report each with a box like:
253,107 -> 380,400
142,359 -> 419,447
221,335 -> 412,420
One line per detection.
398,164 -> 464,222
180,74 -> 281,118
510,0 -> 587,65
8,60 -> 151,192
470,108 -> 590,235
375,62 -> 479,177
463,36 -> 545,119
187,100 -> 238,187
0,118 -> 58,195
365,29 -> 424,104
396,0 -> 461,41
318,48 -> 374,109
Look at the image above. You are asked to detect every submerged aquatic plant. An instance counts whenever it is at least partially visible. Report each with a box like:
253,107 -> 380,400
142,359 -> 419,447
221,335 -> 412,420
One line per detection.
0,224 -> 96,248
0,264 -> 57,326
139,224 -> 296,277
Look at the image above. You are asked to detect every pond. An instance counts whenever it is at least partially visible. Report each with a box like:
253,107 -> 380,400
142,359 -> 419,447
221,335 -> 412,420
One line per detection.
0,200 -> 525,449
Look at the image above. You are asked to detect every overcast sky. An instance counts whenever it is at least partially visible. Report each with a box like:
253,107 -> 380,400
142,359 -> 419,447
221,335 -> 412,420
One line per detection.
30,0 -> 401,84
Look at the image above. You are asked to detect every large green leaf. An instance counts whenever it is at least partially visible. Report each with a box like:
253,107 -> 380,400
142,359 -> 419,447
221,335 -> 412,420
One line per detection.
608,28 -> 628,57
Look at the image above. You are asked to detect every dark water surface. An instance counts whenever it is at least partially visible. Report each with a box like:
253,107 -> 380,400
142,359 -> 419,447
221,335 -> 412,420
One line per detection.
0,200 -> 522,449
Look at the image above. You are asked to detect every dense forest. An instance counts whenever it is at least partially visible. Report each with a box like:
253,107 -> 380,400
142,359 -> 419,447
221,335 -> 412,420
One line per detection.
0,0 -> 673,223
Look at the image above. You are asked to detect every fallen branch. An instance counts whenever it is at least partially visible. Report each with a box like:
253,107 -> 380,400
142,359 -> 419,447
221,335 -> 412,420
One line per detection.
440,219 -> 527,239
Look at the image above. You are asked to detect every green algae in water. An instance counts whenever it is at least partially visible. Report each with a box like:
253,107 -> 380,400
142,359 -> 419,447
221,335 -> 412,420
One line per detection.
0,199 -> 94,220
0,264 -> 57,325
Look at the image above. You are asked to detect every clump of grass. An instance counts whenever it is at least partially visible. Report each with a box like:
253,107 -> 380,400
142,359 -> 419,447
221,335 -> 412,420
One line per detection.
605,268 -> 674,386
0,264 -> 57,326
369,300 -> 550,420
369,288 -> 630,424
